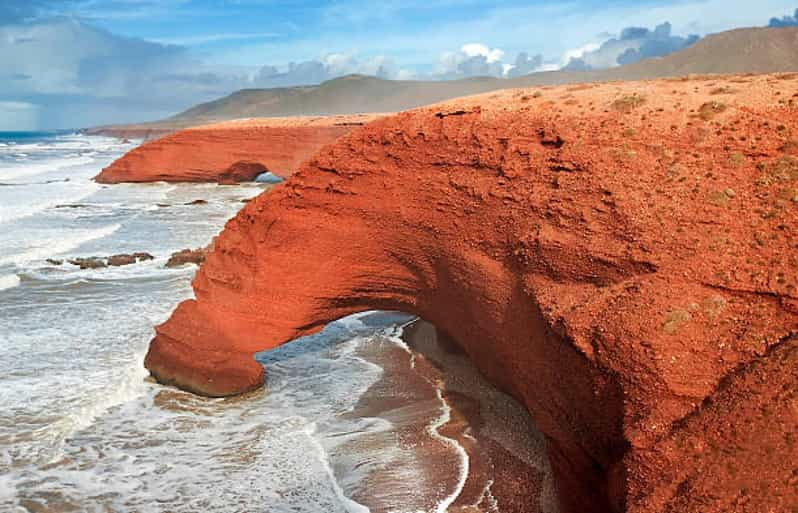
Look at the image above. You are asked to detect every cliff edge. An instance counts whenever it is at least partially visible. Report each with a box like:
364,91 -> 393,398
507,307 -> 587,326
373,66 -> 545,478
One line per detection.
145,74 -> 798,512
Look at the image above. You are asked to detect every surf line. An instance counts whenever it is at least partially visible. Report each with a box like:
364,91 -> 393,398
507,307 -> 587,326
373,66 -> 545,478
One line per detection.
384,322 -> 470,513
304,421 -> 371,513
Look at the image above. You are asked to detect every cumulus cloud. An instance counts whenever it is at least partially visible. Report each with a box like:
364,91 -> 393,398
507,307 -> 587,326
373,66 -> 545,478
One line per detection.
433,44 -> 560,79
769,8 -> 798,27
506,52 -> 545,78
253,44 -> 550,85
435,43 -> 506,79
563,22 -> 699,71
253,53 -> 403,88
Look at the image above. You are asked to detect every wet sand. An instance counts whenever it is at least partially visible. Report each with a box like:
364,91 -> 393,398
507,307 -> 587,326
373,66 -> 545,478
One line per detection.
346,318 -> 557,513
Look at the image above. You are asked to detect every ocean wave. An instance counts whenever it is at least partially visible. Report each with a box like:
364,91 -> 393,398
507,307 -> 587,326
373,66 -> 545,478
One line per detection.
0,223 -> 121,267
0,155 -> 95,181
0,181 -> 101,225
0,274 -> 20,292
35,345 -> 150,464
305,422 -> 371,513
26,258 -> 195,284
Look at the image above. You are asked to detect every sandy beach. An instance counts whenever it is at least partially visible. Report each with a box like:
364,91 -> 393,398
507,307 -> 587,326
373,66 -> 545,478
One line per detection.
345,316 -> 558,513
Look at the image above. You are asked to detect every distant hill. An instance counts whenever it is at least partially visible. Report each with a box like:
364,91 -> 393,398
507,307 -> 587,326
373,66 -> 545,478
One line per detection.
88,26 -> 798,137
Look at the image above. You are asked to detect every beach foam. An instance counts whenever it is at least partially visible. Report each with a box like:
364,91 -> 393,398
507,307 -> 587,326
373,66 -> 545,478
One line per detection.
430,387 -> 470,513
0,274 -> 20,291
0,180 -> 101,225
0,223 -> 120,267
0,155 -> 95,181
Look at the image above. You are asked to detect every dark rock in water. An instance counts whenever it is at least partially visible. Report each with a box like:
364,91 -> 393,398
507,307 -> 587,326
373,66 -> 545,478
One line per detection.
166,248 -> 206,268
107,253 -> 154,266
108,254 -> 137,266
55,203 -> 90,209
186,199 -> 208,206
240,198 -> 252,203
255,172 -> 284,184
68,257 -> 107,270
63,252 -> 155,269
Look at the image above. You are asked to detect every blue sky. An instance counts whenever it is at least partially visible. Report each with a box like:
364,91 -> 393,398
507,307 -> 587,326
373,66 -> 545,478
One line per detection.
1,1 -> 797,129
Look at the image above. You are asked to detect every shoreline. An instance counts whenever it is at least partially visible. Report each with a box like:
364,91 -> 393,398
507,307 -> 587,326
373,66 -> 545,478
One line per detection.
341,317 -> 555,513
401,320 -> 558,513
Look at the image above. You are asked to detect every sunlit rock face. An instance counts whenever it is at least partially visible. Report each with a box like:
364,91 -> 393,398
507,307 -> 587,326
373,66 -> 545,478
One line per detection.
145,74 -> 798,513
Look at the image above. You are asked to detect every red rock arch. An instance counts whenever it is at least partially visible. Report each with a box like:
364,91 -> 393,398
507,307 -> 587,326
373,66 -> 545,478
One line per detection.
145,79 -> 798,513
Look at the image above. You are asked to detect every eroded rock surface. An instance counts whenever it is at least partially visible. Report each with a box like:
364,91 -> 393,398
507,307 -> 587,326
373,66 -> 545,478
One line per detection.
145,74 -> 798,513
95,114 -> 384,184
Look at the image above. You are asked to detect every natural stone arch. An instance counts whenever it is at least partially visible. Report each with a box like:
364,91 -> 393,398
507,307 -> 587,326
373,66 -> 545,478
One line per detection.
145,81 -> 798,513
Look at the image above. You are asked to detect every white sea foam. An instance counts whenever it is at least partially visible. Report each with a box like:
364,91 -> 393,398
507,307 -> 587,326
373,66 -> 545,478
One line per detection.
0,223 -> 120,267
0,155 -> 94,181
305,422 -> 371,513
0,274 -> 20,291
36,344 -> 150,464
429,387 -> 470,513
0,181 -> 101,225
0,473 -> 16,503
381,323 -> 469,513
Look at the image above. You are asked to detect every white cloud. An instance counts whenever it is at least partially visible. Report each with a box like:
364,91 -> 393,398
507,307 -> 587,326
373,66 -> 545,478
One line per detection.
561,42 -> 601,67
461,43 -> 504,63
561,22 -> 699,71
435,43 -> 508,78
0,17 -> 260,128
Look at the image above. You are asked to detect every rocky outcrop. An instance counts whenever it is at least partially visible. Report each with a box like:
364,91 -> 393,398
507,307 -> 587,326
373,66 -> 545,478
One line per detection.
63,253 -> 154,269
144,74 -> 798,513
165,248 -> 207,268
94,114 -> 384,184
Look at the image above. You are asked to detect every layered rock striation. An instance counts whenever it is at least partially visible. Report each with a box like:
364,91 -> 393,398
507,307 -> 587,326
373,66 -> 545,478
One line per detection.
145,74 -> 798,512
95,114 -> 384,184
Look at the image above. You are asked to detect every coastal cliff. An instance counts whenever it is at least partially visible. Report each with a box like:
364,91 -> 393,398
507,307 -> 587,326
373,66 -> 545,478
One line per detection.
94,114 -> 383,184
144,74 -> 798,512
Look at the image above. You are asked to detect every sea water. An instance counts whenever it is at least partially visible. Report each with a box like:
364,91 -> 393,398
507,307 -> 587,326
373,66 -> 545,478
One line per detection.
0,133 -> 476,513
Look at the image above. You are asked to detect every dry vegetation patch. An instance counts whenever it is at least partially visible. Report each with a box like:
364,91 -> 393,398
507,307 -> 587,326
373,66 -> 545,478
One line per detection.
612,94 -> 646,114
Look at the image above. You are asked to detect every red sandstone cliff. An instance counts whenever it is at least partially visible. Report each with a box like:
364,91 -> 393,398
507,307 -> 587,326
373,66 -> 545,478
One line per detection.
94,114 -> 384,184
144,74 -> 798,512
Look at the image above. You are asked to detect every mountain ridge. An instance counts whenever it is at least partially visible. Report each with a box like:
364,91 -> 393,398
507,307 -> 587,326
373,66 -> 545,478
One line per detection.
86,26 -> 798,137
